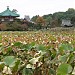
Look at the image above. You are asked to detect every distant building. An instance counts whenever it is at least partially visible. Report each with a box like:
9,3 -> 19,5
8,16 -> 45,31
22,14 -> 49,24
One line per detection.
61,19 -> 73,27
0,6 -> 20,22
24,15 -> 30,21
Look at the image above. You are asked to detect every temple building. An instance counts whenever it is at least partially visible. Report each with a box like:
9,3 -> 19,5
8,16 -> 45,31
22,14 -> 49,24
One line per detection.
61,19 -> 73,27
0,6 -> 20,22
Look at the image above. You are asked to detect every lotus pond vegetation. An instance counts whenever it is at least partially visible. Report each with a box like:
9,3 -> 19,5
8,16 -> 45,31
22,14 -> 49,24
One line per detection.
0,28 -> 75,75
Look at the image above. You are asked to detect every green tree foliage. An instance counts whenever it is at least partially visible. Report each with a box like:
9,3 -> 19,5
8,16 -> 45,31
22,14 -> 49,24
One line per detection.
71,17 -> 75,26
31,8 -> 75,28
67,8 -> 75,14
52,12 -> 65,20
43,14 -> 52,25
65,8 -> 75,19
31,15 -> 39,22
12,9 -> 18,13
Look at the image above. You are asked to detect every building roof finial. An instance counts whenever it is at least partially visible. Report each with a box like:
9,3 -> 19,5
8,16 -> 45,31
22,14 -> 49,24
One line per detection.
7,6 -> 9,9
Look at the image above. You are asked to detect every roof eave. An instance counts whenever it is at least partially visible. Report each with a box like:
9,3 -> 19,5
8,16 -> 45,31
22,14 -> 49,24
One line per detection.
0,15 -> 20,17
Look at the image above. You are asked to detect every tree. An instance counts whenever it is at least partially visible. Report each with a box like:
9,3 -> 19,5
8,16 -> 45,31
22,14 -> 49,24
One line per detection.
65,8 -> 75,19
36,16 -> 45,25
67,8 -> 75,13
31,8 -> 75,28
12,9 -> 18,13
71,16 -> 75,26
31,15 -> 39,22
36,16 -> 46,29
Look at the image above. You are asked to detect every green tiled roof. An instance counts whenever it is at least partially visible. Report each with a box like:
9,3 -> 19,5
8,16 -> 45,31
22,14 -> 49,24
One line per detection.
0,7 -> 20,17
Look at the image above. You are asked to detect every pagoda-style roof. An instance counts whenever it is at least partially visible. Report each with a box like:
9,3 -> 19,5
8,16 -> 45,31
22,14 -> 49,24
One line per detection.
0,6 -> 20,17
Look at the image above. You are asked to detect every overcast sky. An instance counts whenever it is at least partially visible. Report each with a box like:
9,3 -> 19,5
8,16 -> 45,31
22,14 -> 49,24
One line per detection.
0,0 -> 75,18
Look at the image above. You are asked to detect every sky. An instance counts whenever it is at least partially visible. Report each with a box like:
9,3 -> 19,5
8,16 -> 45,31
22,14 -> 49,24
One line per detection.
0,0 -> 75,18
